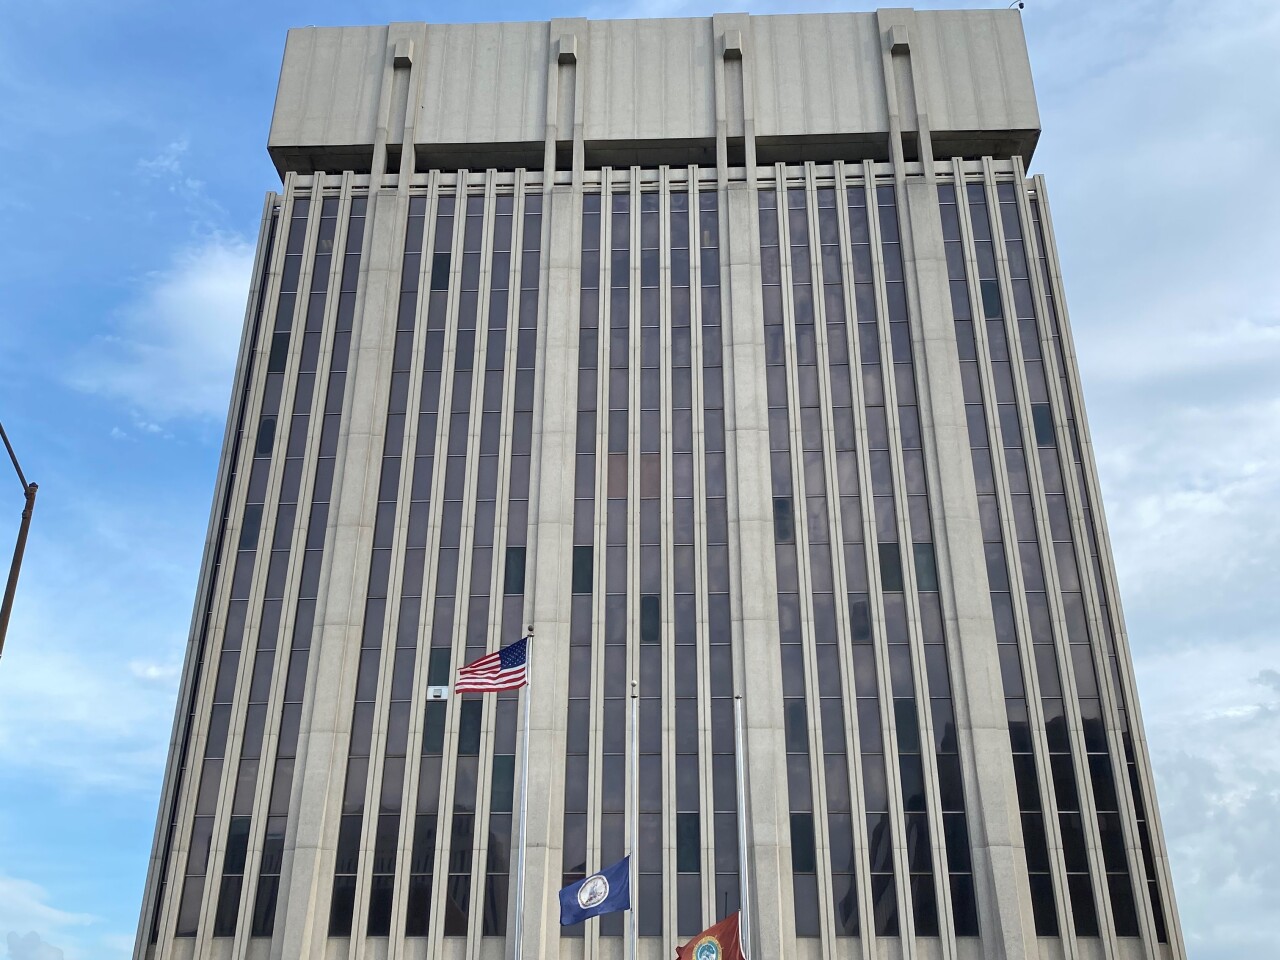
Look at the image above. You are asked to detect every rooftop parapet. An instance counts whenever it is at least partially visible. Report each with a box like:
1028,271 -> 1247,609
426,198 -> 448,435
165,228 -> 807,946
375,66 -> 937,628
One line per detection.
269,9 -> 1039,177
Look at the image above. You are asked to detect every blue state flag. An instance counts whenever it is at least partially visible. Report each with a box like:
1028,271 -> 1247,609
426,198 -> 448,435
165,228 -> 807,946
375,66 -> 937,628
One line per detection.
559,855 -> 631,925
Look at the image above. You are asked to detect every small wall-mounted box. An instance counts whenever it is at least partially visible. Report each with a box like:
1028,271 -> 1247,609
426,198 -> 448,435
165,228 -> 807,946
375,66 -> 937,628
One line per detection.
888,24 -> 910,55
723,29 -> 743,60
559,34 -> 578,65
427,686 -> 449,700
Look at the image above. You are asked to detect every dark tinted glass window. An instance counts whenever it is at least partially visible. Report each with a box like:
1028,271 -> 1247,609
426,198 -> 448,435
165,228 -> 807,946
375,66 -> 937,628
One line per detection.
329,877 -> 357,936
572,546 -> 593,594
913,542 -> 938,591
773,497 -> 795,542
980,279 -> 1002,319
677,812 -> 700,872
458,700 -> 482,755
640,596 -> 660,644
878,542 -> 904,592
1031,403 -> 1056,446
790,813 -> 816,873
503,546 -> 526,595
1068,873 -> 1099,936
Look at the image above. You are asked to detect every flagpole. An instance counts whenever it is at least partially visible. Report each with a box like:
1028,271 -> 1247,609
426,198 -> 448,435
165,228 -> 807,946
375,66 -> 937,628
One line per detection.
733,694 -> 751,959
629,678 -> 639,960
513,625 -> 533,960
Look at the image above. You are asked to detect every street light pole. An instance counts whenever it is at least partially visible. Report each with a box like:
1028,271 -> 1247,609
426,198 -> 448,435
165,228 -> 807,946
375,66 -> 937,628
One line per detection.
0,420 -> 37,661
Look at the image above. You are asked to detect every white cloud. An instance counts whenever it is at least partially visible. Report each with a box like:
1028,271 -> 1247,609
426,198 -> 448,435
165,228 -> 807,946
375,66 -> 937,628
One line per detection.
0,492 -> 195,794
6,933 -> 64,960
0,874 -> 134,960
1092,380 -> 1280,641
136,139 -> 189,180
0,642 -> 178,792
1136,646 -> 1280,958
73,235 -> 254,421
135,138 -> 223,224
0,876 -> 92,960
129,659 -> 181,683
1035,0 -> 1280,658
0,877 -> 92,932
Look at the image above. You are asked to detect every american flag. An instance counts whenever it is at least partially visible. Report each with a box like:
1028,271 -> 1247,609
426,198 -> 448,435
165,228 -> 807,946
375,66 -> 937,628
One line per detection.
454,637 -> 529,693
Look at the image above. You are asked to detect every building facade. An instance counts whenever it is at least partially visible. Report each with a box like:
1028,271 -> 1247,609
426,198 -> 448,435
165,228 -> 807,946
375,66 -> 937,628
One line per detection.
136,10 -> 1185,960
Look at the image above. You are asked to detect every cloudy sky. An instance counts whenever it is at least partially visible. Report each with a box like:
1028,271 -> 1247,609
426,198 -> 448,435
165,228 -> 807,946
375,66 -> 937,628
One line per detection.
0,0 -> 1277,957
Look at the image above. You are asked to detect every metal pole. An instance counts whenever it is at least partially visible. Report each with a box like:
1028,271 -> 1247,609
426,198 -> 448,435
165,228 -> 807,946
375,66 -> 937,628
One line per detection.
0,419 -> 36,661
733,695 -> 752,958
513,626 -> 534,960
629,679 -> 639,960
0,483 -> 36,660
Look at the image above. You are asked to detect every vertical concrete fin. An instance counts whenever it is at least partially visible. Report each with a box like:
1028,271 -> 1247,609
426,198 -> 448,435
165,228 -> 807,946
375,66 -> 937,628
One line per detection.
899,167 -> 1036,960
399,25 -> 428,181
546,19 -> 588,185
875,10 -> 908,171
720,175 -> 795,958
517,181 -> 580,960
881,10 -> 937,171
384,23 -> 426,181
713,14 -> 754,174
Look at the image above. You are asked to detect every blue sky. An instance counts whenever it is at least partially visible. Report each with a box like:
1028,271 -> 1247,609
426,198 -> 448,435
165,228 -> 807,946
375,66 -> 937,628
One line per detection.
1,1 -> 1278,958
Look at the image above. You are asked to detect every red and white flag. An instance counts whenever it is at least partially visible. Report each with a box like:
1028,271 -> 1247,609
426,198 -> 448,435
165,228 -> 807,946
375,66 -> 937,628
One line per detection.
454,637 -> 529,693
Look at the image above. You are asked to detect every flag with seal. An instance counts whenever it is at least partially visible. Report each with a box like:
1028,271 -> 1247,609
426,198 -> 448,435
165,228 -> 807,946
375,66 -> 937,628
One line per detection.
675,911 -> 745,960
559,855 -> 631,925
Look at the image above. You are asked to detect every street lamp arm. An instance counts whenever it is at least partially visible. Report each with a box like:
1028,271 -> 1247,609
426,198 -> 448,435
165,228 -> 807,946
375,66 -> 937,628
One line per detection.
0,420 -> 37,660
0,420 -> 30,493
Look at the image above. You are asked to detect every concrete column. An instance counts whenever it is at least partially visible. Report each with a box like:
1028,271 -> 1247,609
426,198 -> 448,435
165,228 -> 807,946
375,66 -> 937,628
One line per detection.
720,178 -> 794,958
900,176 -> 1036,960
274,181 -> 412,960
516,183 -> 579,959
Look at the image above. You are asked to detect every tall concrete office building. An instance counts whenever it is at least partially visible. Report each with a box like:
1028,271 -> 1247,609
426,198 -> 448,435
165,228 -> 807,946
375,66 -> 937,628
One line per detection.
136,9 -> 1185,960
